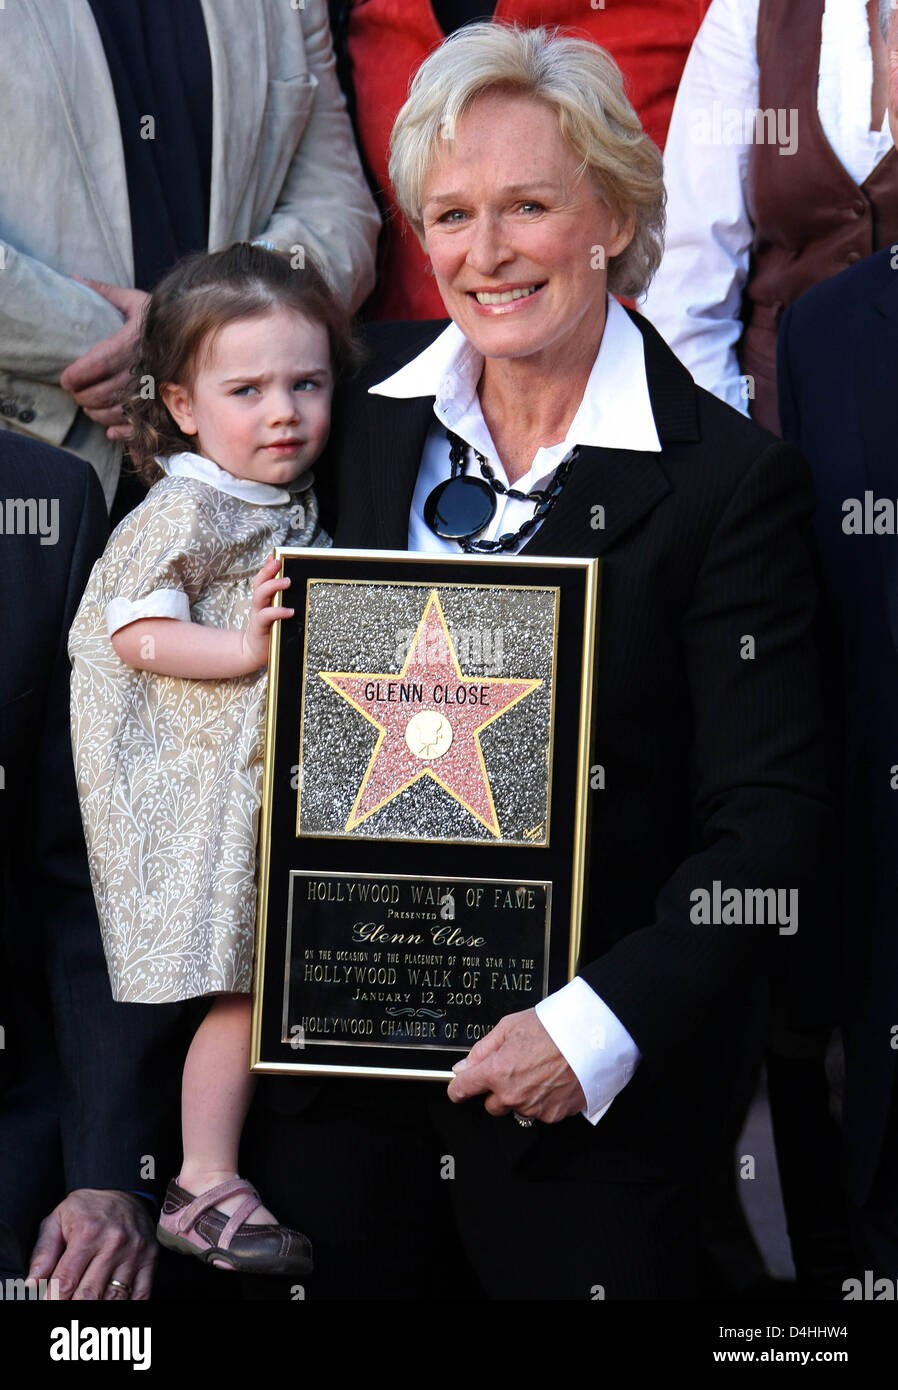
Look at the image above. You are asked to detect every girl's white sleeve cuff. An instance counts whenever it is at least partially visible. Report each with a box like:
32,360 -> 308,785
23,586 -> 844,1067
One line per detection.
105,589 -> 191,637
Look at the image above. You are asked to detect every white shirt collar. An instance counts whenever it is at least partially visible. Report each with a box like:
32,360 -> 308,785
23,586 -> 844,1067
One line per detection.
158,450 -> 295,505
369,295 -> 662,459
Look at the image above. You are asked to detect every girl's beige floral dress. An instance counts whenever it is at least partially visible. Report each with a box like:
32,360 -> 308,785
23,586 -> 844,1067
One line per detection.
68,452 -> 329,1003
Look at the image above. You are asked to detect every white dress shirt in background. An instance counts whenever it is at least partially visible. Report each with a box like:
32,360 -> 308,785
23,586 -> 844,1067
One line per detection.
641,0 -> 893,415
368,295 -> 659,1121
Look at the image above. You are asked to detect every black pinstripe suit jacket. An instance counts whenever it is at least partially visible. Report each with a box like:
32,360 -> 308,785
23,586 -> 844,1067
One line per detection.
314,309 -> 832,1171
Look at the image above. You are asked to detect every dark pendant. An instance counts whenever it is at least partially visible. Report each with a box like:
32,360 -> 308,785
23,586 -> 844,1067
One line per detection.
423,475 -> 497,540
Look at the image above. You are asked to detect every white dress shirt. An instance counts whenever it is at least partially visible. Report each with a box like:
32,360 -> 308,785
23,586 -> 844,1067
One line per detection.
368,295 -> 658,1121
642,0 -> 894,415
371,295 -> 661,553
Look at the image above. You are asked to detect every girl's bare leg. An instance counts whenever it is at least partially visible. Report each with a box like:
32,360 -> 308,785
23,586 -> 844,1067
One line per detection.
177,992 -> 276,1224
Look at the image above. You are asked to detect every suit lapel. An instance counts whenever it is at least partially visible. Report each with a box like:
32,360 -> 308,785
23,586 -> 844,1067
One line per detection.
28,0 -> 133,282
363,393 -> 436,549
522,447 -> 671,558
200,0 -> 267,247
353,323 -> 452,549
523,312 -> 696,558
859,266 -> 898,653
31,0 -> 267,262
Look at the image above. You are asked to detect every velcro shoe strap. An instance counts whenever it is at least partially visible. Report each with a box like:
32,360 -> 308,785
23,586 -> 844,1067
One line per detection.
177,1179 -> 258,1233
220,1194 -> 264,1250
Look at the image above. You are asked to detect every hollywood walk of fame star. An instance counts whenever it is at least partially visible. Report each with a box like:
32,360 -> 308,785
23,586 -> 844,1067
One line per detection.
318,590 -> 541,836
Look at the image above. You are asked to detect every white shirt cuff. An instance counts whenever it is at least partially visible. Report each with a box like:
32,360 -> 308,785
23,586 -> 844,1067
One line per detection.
535,977 -> 641,1125
105,589 -> 191,637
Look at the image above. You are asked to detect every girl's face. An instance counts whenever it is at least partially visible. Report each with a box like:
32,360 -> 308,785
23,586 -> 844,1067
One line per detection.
161,306 -> 333,487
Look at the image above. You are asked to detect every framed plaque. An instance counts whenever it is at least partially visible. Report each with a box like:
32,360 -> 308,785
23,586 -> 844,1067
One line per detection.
250,549 -> 600,1079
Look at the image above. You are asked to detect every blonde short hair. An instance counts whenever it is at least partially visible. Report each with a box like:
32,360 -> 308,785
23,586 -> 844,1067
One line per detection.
388,22 -> 665,299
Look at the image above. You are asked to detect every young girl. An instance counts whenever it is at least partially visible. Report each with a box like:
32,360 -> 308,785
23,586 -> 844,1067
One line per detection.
69,242 -> 356,1277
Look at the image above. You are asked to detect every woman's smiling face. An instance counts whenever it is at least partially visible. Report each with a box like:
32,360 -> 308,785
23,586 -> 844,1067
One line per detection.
420,90 -> 634,369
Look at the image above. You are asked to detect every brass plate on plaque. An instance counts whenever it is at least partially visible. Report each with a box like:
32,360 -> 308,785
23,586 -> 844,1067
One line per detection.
283,871 -> 551,1055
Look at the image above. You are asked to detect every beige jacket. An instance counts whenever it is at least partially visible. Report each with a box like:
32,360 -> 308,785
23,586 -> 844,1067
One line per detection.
0,0 -> 380,506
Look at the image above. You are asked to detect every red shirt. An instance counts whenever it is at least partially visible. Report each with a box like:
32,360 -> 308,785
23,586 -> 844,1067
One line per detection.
345,0 -> 713,319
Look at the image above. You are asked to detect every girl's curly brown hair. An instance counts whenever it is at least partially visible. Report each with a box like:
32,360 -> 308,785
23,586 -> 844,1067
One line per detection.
123,242 -> 361,484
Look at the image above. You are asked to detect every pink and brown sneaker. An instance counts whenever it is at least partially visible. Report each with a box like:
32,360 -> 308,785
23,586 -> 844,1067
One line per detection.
157,1177 -> 313,1277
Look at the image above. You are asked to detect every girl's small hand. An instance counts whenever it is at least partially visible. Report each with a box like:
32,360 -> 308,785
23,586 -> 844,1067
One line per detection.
242,555 -> 293,669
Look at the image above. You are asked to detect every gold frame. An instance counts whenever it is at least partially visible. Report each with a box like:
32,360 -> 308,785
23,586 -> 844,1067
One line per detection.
250,549 -> 600,1078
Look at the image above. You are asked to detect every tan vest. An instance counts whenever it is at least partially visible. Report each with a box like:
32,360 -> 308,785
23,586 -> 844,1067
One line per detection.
741,0 -> 898,433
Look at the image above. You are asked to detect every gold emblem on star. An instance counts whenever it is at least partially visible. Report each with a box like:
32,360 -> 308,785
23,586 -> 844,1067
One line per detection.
404,710 -> 453,760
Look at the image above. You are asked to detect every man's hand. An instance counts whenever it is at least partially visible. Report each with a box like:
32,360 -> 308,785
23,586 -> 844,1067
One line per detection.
26,1189 -> 157,1301
59,277 -> 151,441
446,1008 -> 586,1124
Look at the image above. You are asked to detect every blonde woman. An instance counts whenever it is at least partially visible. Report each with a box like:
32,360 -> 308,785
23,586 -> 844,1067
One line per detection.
247,23 -> 830,1300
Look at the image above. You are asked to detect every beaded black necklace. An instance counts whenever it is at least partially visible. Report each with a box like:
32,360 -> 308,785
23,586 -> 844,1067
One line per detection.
423,429 -> 580,553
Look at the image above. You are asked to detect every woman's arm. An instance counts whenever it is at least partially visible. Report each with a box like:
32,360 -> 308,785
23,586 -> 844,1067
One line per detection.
110,556 -> 292,678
